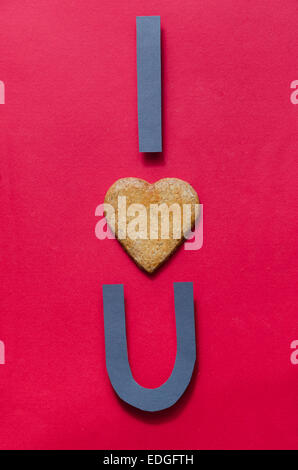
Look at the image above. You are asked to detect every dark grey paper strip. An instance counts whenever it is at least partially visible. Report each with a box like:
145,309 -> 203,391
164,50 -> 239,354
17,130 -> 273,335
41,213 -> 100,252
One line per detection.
136,16 -> 162,152
102,282 -> 196,412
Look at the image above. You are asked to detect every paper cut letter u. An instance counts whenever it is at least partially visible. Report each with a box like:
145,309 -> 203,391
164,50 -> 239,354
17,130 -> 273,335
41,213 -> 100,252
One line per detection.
102,282 -> 196,412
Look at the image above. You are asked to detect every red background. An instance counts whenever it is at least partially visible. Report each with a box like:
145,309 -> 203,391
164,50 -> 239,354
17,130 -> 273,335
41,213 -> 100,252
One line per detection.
0,0 -> 297,450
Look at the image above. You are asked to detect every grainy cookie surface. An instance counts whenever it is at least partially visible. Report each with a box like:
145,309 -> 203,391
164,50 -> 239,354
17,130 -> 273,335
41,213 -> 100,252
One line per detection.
104,177 -> 199,273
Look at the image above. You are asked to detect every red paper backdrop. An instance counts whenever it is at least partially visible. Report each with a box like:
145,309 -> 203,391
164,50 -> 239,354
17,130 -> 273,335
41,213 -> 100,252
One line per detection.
0,0 -> 297,450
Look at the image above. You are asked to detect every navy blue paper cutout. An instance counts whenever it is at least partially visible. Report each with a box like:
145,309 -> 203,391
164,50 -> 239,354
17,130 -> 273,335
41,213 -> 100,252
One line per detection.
102,282 -> 196,412
136,16 -> 162,153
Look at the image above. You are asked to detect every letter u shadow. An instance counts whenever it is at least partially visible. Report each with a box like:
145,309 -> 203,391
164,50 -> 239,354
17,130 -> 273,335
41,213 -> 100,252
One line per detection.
102,282 -> 196,412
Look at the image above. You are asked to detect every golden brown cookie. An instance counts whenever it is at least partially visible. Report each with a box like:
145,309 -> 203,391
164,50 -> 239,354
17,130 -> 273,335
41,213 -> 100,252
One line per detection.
104,177 -> 199,273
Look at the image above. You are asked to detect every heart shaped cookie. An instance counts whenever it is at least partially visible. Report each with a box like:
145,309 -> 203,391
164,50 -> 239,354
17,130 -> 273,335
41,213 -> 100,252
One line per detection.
104,178 -> 199,273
